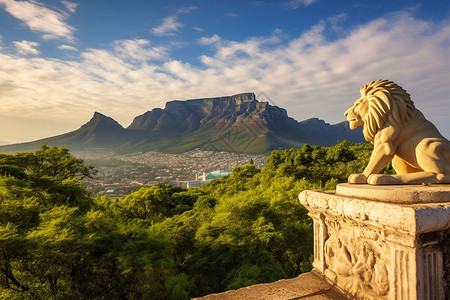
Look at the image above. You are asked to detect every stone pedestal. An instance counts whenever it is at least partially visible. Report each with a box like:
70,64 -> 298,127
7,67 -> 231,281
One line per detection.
299,184 -> 450,300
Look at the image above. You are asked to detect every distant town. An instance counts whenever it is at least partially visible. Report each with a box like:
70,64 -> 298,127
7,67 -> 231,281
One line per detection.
75,149 -> 268,197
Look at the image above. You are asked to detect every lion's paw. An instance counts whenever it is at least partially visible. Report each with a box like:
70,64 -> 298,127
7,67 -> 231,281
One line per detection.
368,174 -> 399,185
348,173 -> 368,184
368,174 -> 383,185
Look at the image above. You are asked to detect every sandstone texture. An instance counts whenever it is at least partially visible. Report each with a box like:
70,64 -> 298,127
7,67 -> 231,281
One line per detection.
192,271 -> 347,300
337,183 -> 450,203
299,184 -> 450,300
345,80 -> 450,185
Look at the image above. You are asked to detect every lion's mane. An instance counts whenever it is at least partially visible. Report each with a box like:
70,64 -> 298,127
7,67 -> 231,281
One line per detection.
360,80 -> 415,142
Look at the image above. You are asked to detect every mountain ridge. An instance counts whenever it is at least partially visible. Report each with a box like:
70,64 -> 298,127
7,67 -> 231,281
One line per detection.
0,93 -> 365,154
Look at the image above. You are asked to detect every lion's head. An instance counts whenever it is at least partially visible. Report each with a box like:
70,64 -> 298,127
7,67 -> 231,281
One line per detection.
344,80 -> 415,142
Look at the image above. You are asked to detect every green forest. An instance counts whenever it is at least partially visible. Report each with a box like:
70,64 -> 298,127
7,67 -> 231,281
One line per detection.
0,141 -> 381,299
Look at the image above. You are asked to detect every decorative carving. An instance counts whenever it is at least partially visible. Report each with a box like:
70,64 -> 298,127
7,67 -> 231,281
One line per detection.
300,187 -> 450,300
344,79 -> 450,185
324,237 -> 389,299
323,218 -> 390,299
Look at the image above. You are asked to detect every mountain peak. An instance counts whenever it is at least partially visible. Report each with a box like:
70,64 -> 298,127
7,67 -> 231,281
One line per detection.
82,112 -> 124,130
231,92 -> 256,102
93,111 -> 106,118
300,118 -> 329,126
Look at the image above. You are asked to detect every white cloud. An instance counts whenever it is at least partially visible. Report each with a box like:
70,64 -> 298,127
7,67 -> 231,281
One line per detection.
198,34 -> 222,45
13,40 -> 39,55
201,29 -> 285,60
152,15 -> 183,36
284,0 -> 318,9
152,5 -> 197,36
193,26 -> 204,32
328,13 -> 347,32
61,0 -> 78,13
0,0 -> 76,41
225,12 -> 239,17
113,39 -> 167,61
177,6 -> 197,14
58,44 -> 78,51
1,12 -> 450,142
0,38 -> 172,135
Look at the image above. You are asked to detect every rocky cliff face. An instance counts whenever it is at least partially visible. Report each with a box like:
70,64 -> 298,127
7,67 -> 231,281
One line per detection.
120,92 -> 364,152
127,93 -> 267,133
0,93 -> 364,154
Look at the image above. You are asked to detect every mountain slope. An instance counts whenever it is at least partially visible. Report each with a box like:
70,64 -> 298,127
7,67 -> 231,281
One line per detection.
0,93 -> 365,154
120,93 -> 364,153
0,112 -> 126,153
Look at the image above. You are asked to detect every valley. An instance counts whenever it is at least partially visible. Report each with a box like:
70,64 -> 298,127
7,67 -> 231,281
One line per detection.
77,148 -> 268,196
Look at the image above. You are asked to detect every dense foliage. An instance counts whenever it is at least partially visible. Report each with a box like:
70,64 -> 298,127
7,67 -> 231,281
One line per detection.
0,141 -> 379,299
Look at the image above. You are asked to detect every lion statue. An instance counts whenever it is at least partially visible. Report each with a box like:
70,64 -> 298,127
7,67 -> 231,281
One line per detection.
345,79 -> 450,184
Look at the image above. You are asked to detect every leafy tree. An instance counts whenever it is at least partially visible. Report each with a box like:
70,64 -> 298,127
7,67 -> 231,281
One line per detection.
105,183 -> 196,223
0,146 -> 180,299
13,144 -> 97,181
1,206 -> 176,299
1,141 -> 381,299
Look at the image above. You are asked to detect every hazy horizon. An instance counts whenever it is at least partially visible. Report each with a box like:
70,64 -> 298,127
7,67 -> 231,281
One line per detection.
1,0 -> 450,144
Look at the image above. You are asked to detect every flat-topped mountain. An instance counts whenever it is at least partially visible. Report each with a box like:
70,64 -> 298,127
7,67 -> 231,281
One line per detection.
128,93 -> 268,133
0,93 -> 364,154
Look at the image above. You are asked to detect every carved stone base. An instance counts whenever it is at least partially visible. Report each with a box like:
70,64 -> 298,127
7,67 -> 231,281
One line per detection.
299,184 -> 450,300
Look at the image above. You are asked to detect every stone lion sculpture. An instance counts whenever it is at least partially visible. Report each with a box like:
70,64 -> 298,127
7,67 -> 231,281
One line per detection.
345,79 -> 450,184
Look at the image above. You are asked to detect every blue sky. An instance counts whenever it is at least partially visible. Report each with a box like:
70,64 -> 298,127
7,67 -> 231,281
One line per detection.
0,0 -> 450,143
